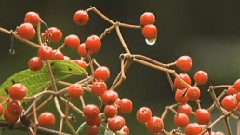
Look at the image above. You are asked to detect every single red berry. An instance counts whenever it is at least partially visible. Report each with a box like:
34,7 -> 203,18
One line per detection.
0,104 -> 4,116
91,81 -> 107,96
233,78 -> 240,91
73,10 -> 89,25
136,107 -> 152,123
175,88 -> 189,104
146,116 -> 164,133
52,50 -> 64,60
227,86 -> 239,95
86,114 -> 101,126
38,46 -> 53,60
236,92 -> 240,102
185,123 -> 203,135
174,113 -> 189,127
77,43 -> 89,58
4,110 -> 19,124
140,12 -> 155,26
176,56 -> 192,72
177,103 -> 192,116
221,95 -> 238,112
115,98 -> 133,113
100,90 -> 118,105
64,34 -> 80,49
85,35 -> 101,53
72,59 -> 87,69
67,84 -> 84,98
17,23 -> 35,40
108,115 -> 125,132
94,66 -> 110,81
44,27 -> 62,43
83,104 -> 100,119
195,109 -> 211,125
86,125 -> 99,135
24,11 -> 40,27
141,24 -> 157,39
194,70 -> 208,85
9,83 -> 27,100
38,112 -> 55,127
7,100 -> 23,116
186,86 -> 201,101
28,57 -> 43,71
122,125 -> 129,134
104,105 -> 117,118
173,73 -> 191,89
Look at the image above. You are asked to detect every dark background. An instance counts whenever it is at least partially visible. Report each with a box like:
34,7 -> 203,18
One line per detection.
0,0 -> 240,134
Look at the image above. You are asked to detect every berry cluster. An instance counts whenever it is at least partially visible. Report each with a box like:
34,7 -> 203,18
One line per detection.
0,6 -> 238,135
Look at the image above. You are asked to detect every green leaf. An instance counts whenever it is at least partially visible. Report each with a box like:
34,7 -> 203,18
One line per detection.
76,121 -> 87,134
0,60 -> 87,98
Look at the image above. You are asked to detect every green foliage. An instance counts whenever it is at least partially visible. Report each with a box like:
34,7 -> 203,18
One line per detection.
0,60 -> 87,98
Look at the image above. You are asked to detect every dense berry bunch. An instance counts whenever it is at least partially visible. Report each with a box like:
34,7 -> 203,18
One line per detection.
0,6 -> 237,135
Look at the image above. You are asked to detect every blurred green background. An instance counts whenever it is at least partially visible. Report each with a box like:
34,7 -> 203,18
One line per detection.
0,0 -> 240,134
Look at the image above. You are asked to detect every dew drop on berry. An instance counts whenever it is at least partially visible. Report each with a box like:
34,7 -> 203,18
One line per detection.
145,38 -> 156,46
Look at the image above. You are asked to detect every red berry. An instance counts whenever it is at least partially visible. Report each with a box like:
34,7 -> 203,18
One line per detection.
44,27 -> 62,43
94,66 -> 110,81
104,105 -> 117,118
177,103 -> 192,116
186,86 -> 201,101
146,116 -> 164,133
194,70 -> 208,85
141,24 -> 157,39
195,109 -> 211,125
73,10 -> 89,25
9,83 -> 27,100
91,81 -> 107,96
64,34 -> 80,49
0,104 -> 4,116
100,90 -> 118,105
4,110 -> 19,124
7,100 -> 23,116
227,86 -> 239,95
221,95 -> 238,112
38,112 -> 55,128
122,125 -> 129,134
140,12 -> 155,26
236,92 -> 240,102
175,88 -> 189,104
115,98 -> 133,113
52,50 -> 64,60
24,11 -> 40,27
174,73 -> 191,89
72,59 -> 87,69
185,123 -> 203,135
174,113 -> 189,127
108,115 -> 125,132
176,56 -> 192,72
38,46 -> 53,60
67,84 -> 84,98
77,43 -> 89,58
86,125 -> 99,135
85,35 -> 101,53
83,104 -> 100,119
234,78 -> 240,91
136,107 -> 152,123
86,114 -> 101,126
28,57 -> 43,71
17,23 -> 35,40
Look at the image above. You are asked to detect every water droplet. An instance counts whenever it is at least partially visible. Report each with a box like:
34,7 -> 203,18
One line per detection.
145,38 -> 156,46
